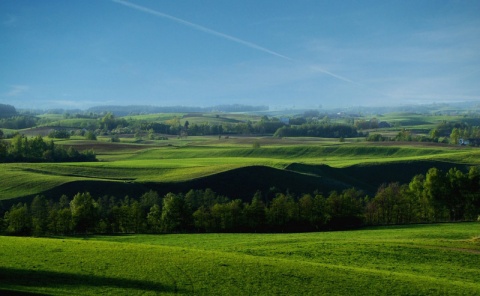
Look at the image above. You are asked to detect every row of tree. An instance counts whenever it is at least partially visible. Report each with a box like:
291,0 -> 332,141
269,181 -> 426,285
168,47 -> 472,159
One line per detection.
2,166 -> 478,236
0,115 -> 37,129
0,135 -> 96,162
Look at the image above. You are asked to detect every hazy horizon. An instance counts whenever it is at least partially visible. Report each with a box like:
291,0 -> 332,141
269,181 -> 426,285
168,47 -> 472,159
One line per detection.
1,0 -> 479,110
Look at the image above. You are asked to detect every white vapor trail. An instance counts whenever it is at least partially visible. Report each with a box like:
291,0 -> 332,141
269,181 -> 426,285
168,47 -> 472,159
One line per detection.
111,0 -> 361,86
112,0 -> 292,61
309,65 -> 361,86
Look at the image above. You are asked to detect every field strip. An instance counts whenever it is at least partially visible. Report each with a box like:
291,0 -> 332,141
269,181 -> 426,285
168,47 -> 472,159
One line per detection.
16,167 -> 134,181
82,238 -> 480,291
215,249 -> 480,291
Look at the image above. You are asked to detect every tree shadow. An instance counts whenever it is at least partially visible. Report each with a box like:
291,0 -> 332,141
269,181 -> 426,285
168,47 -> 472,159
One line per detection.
0,267 -> 182,294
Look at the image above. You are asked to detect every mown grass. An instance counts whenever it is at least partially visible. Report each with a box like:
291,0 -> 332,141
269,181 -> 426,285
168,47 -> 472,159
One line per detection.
1,223 -> 479,295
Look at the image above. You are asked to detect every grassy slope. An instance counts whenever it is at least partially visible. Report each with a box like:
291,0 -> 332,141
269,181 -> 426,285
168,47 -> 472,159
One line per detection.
1,141 -> 479,201
1,223 -> 479,295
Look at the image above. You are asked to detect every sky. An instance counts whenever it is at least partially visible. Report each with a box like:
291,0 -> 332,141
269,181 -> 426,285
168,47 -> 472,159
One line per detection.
1,0 -> 479,110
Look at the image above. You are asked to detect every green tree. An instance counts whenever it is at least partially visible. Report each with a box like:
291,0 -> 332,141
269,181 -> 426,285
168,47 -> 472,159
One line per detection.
424,168 -> 449,221
192,206 -> 213,232
161,193 -> 186,232
30,195 -> 49,236
210,199 -> 243,232
70,192 -> 99,233
113,197 -> 134,233
371,183 -> 411,224
446,168 -> 467,220
85,131 -> 97,140
465,166 -> 480,220
243,191 -> 266,232
408,174 -> 433,222
450,128 -> 460,144
266,193 -> 298,231
298,193 -> 329,230
48,207 -> 72,235
147,204 -> 162,233
429,128 -> 440,141
326,189 -> 364,228
4,203 -> 31,235
100,113 -> 116,130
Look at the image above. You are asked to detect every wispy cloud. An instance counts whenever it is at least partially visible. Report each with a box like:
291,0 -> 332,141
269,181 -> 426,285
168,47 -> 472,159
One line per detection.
46,99 -> 116,108
111,0 -> 362,87
309,65 -> 359,85
2,15 -> 17,27
5,85 -> 29,97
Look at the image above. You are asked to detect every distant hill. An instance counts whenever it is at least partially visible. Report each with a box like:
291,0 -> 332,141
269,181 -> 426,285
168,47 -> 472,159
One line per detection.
87,104 -> 269,116
0,104 -> 17,118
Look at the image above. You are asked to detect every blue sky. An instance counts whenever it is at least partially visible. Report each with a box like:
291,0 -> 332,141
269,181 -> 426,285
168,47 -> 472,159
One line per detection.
1,0 -> 479,109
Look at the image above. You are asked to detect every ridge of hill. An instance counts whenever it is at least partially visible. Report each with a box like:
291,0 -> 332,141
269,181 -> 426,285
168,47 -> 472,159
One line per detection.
8,160 -> 469,206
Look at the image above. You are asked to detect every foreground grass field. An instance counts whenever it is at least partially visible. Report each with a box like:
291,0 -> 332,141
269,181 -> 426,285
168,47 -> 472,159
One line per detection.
1,223 -> 479,295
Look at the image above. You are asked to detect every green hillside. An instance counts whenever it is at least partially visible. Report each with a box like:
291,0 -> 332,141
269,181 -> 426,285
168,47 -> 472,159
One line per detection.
1,140 -> 478,202
1,223 -> 479,295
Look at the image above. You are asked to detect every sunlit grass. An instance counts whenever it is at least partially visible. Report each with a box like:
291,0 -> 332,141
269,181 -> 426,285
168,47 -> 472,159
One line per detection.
1,223 -> 479,295
1,137 -> 478,200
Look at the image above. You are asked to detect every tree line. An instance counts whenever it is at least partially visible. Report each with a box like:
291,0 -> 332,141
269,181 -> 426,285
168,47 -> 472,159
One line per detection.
0,135 -> 96,162
1,166 -> 478,236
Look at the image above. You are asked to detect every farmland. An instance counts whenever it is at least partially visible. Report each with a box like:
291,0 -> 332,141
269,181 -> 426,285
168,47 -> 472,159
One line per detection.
1,137 -> 479,201
1,106 -> 480,294
1,223 -> 479,295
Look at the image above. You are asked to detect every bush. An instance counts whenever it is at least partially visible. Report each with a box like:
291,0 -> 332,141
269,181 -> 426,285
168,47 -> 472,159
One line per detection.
366,134 -> 387,142
48,129 -> 70,139
85,131 -> 97,141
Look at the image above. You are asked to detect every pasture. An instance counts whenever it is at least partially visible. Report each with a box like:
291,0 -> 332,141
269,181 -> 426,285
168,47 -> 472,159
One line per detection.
1,223 -> 479,295
1,136 -> 479,201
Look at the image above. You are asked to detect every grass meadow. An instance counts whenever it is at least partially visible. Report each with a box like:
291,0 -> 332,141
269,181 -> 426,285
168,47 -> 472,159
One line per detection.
1,137 -> 479,200
1,223 -> 479,295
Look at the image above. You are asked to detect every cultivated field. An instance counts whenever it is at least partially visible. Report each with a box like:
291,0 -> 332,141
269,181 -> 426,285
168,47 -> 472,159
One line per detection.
1,136 -> 479,201
2,110 -> 480,295
1,223 -> 479,295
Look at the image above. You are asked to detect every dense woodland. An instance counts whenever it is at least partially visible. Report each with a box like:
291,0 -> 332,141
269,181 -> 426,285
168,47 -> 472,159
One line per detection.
1,166 -> 479,236
0,135 -> 96,162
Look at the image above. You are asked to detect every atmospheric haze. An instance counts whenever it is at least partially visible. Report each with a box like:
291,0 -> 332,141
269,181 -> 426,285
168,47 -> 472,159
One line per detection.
1,0 -> 479,110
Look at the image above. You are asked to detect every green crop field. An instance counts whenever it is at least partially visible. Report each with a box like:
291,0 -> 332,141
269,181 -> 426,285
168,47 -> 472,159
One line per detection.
1,137 -> 479,201
1,223 -> 479,295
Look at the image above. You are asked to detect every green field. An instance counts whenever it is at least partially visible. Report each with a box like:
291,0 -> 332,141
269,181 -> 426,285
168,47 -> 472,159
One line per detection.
1,223 -> 479,295
1,137 -> 479,201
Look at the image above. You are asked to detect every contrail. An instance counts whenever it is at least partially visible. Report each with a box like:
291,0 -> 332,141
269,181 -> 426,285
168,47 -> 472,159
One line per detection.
112,0 -> 292,61
111,0 -> 362,86
309,65 -> 362,86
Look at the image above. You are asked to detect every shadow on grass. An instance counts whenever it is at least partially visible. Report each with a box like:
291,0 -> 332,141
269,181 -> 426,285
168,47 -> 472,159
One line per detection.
0,267 -> 181,294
